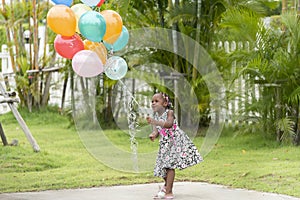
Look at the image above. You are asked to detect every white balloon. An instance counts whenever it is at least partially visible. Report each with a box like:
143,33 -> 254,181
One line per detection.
72,50 -> 104,78
104,56 -> 128,80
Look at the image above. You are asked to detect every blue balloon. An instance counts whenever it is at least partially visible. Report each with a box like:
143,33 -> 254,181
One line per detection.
81,0 -> 100,6
52,0 -> 73,6
105,56 -> 128,80
79,11 -> 106,42
104,26 -> 129,52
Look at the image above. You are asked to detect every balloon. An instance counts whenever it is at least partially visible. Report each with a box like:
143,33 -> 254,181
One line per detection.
51,0 -> 73,7
54,34 -> 84,59
79,11 -> 106,42
72,50 -> 104,78
71,4 -> 92,33
104,26 -> 129,52
84,40 -> 107,64
101,10 -> 123,44
104,56 -> 128,80
97,0 -> 105,7
81,0 -> 100,7
47,5 -> 76,36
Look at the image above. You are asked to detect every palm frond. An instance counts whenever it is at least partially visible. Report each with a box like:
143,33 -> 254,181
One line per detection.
168,2 -> 196,25
219,7 -> 261,42
275,117 -> 295,142
287,87 -> 300,104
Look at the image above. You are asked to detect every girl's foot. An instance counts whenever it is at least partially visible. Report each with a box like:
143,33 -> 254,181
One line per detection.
160,185 -> 166,192
164,193 -> 174,199
153,185 -> 166,199
153,191 -> 165,199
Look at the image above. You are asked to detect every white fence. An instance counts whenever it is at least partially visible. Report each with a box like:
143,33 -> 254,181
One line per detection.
213,41 -> 260,125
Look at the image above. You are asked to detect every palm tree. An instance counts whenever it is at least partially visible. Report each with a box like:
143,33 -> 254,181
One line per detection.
216,1 -> 300,144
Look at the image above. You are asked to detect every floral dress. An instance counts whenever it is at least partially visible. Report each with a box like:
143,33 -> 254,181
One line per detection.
153,109 -> 203,178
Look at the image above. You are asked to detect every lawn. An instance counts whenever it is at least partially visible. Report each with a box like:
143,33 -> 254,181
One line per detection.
0,107 -> 300,198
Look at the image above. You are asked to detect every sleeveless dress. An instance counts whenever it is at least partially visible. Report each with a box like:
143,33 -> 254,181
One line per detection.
153,109 -> 203,177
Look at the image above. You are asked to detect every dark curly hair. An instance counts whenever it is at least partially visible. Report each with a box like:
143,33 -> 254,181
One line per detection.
159,92 -> 173,109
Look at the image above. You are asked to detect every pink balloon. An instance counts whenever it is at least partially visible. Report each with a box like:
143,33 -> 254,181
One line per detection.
72,50 -> 104,77
54,34 -> 84,59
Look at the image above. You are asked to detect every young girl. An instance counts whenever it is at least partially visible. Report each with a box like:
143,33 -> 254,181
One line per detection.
146,92 -> 203,199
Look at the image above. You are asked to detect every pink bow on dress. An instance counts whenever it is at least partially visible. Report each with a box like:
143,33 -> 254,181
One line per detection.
159,124 -> 177,145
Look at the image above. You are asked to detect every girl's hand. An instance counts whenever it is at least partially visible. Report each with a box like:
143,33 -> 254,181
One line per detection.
146,116 -> 154,125
146,116 -> 164,127
149,132 -> 158,142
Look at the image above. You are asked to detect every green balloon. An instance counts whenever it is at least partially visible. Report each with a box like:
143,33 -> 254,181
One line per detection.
79,11 -> 106,42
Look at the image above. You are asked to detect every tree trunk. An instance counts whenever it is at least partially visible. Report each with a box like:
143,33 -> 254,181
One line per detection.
41,72 -> 52,107
105,84 -> 114,126
32,0 -> 41,108
169,0 -> 180,120
192,0 -> 202,80
275,87 -> 283,142
1,0 -> 17,73
10,2 -> 20,70
294,98 -> 300,145
282,0 -> 287,13
80,77 -> 90,108
32,0 -> 39,71
70,68 -> 75,117
157,0 -> 165,27
60,72 -> 69,112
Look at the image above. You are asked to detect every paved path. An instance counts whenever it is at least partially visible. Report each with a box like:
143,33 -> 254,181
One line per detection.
0,182 -> 299,200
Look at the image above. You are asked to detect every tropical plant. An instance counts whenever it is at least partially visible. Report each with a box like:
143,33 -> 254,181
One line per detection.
216,2 -> 300,144
0,0 -> 60,110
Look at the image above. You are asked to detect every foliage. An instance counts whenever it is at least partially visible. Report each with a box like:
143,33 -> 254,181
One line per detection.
0,0 -> 64,110
216,6 -> 300,144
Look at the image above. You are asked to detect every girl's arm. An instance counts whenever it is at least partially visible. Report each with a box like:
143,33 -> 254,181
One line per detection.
146,110 -> 175,128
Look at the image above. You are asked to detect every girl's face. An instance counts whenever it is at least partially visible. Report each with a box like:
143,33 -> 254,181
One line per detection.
151,93 -> 167,113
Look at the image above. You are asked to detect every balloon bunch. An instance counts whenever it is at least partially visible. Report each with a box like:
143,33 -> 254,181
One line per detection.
47,0 -> 129,79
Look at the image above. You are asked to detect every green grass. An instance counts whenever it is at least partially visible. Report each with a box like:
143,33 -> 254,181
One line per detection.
0,107 -> 300,198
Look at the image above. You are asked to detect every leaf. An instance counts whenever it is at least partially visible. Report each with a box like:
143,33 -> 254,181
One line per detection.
275,117 -> 295,142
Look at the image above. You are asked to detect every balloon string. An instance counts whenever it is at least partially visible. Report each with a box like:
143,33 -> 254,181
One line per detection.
119,79 -> 140,172
118,80 -> 141,108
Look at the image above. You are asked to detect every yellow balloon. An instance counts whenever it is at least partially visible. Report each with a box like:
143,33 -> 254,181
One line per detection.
71,4 -> 92,33
101,10 -> 123,44
47,5 -> 76,36
84,40 -> 107,64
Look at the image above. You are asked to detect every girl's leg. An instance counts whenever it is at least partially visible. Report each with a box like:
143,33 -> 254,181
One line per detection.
163,177 -> 167,188
165,169 -> 175,196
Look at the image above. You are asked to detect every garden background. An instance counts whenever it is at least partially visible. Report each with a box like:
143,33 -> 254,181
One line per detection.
0,0 -> 300,198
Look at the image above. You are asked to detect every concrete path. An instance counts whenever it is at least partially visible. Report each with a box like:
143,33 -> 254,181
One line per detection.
0,182 -> 299,200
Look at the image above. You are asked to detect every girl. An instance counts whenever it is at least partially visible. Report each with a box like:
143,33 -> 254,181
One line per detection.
146,92 -> 203,199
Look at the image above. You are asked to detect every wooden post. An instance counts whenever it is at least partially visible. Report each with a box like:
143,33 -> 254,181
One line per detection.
0,122 -> 8,146
0,82 -> 40,152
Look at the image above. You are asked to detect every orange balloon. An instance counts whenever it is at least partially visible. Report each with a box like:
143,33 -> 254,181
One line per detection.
47,5 -> 76,37
100,10 -> 123,44
84,40 -> 108,64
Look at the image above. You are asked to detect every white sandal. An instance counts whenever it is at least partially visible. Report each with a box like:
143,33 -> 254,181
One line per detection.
153,185 -> 166,199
